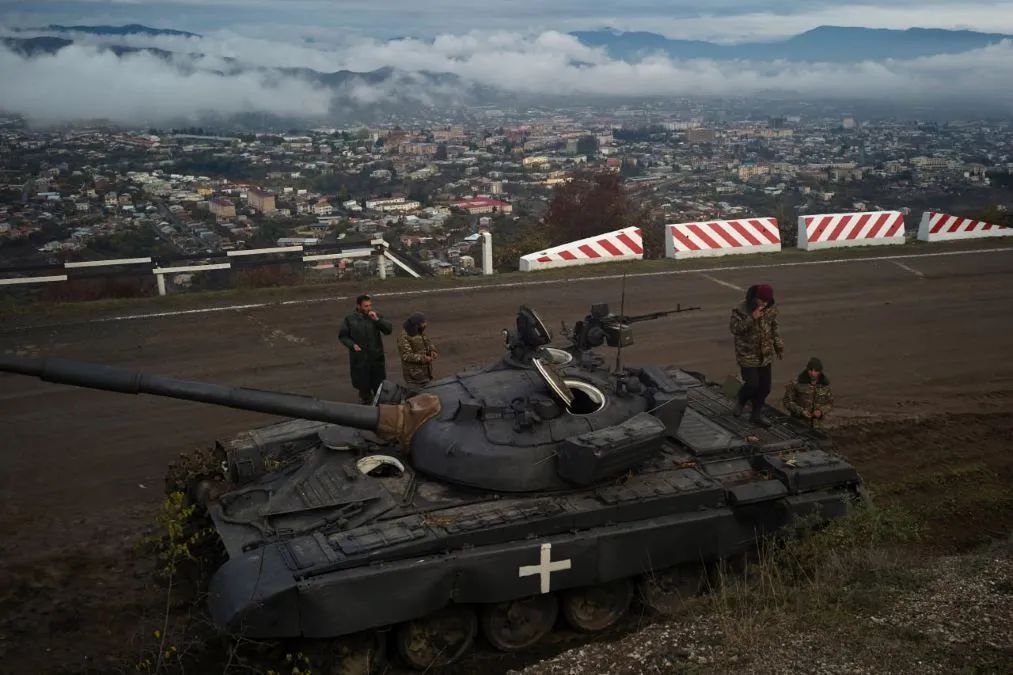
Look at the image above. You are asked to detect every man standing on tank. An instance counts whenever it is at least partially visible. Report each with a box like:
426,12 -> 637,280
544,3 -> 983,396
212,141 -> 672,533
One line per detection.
729,283 -> 784,427
339,294 -> 393,404
398,312 -> 438,392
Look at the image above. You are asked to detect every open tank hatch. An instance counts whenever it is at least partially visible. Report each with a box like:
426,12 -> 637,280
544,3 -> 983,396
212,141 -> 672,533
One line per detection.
541,347 -> 574,366
563,379 -> 606,415
533,358 -> 606,416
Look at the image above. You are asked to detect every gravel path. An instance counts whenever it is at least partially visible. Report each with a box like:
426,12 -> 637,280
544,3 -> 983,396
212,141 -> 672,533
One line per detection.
518,546 -> 1012,675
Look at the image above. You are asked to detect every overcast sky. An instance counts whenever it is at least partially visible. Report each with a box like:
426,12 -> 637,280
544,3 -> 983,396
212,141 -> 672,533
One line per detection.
2,1 -> 1013,41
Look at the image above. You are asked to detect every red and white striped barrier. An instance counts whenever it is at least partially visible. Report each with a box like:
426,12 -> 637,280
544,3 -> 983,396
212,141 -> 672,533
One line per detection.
519,226 -> 643,271
917,211 -> 1011,242
798,211 -> 906,251
665,217 -> 780,260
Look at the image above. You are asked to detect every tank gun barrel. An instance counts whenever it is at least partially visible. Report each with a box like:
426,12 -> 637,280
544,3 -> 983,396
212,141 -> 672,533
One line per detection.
0,355 -> 380,430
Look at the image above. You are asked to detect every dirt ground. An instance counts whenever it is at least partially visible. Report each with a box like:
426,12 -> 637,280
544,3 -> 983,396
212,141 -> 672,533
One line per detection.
1,248 -> 1012,673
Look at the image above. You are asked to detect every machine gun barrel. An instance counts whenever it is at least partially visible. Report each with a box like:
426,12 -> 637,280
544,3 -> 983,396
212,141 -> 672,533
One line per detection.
615,304 -> 702,324
0,355 -> 380,430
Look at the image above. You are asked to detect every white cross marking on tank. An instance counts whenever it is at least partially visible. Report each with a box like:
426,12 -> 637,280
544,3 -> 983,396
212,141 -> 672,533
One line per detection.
518,543 -> 571,594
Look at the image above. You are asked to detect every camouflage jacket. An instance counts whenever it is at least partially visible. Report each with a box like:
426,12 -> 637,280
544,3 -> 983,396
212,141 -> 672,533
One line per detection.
782,372 -> 834,429
729,302 -> 784,367
397,330 -> 436,386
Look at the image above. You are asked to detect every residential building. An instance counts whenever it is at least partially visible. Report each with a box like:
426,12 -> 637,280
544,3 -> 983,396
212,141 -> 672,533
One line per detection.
365,197 -> 421,213
210,197 -> 237,221
248,188 -> 277,214
451,197 -> 513,215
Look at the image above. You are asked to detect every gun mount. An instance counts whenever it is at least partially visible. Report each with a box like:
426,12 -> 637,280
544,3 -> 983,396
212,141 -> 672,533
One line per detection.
563,303 -> 701,353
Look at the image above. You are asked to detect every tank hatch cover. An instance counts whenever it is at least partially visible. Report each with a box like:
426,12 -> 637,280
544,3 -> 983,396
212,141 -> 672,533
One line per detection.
533,356 -> 573,407
518,305 -> 552,347
676,408 -> 746,456
539,346 -> 573,366
257,453 -> 387,517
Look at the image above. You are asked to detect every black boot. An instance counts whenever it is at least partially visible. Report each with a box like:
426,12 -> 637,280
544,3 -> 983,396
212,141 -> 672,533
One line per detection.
750,412 -> 772,428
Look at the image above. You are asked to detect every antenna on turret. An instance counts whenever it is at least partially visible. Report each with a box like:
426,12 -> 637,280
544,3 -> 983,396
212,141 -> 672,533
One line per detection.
614,273 -> 627,387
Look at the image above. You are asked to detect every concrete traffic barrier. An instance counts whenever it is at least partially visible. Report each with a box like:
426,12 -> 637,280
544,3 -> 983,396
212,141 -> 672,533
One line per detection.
797,211 -> 905,251
917,211 -> 1012,242
665,217 -> 780,260
519,226 -> 642,271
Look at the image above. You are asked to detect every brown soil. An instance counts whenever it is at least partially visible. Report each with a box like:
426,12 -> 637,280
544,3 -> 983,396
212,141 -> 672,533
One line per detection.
1,248 -> 1011,673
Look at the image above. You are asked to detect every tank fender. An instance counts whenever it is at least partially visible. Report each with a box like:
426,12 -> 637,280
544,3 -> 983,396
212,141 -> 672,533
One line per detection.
207,546 -> 300,638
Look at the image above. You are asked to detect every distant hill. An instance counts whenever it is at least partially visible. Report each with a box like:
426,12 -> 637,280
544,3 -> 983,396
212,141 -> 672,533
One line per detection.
571,26 -> 1013,62
34,24 -> 201,38
2,36 -> 177,60
2,36 -> 73,58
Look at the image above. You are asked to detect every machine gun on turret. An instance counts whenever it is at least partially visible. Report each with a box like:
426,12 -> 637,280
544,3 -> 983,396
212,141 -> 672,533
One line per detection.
562,302 -> 701,353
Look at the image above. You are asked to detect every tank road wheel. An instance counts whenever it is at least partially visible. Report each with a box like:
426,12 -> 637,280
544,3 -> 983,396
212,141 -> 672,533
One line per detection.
561,579 -> 634,632
395,606 -> 477,670
328,631 -> 387,675
637,563 -> 707,616
480,594 -> 559,652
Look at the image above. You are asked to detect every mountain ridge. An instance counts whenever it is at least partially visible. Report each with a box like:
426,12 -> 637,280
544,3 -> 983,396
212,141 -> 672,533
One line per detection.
571,25 -> 1013,62
35,24 -> 201,38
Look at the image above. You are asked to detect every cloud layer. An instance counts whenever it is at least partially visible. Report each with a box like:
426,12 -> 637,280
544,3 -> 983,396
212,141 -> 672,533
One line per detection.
0,42 -> 335,124
1,28 -> 1012,125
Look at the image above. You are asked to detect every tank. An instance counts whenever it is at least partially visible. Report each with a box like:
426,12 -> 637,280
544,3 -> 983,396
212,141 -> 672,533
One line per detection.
0,303 -> 863,670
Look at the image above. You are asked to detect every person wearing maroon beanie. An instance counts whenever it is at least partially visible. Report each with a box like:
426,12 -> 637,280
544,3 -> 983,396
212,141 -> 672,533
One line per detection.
729,283 -> 784,427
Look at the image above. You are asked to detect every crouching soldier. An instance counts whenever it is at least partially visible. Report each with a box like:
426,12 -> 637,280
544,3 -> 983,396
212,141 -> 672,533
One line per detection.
783,357 -> 834,429
398,312 -> 438,391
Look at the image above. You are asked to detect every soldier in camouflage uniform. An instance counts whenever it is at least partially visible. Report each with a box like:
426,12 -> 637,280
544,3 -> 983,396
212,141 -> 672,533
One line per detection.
783,357 -> 834,429
729,283 -> 784,427
398,312 -> 439,391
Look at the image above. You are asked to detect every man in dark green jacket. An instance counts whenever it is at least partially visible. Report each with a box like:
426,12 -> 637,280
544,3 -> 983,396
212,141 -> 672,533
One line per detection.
339,294 -> 393,403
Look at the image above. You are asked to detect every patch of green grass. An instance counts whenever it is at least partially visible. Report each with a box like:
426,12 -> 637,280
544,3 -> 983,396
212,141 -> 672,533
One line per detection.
706,503 -> 927,651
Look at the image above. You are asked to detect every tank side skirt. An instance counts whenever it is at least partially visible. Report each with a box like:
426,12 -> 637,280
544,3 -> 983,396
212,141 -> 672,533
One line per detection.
281,489 -> 850,638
